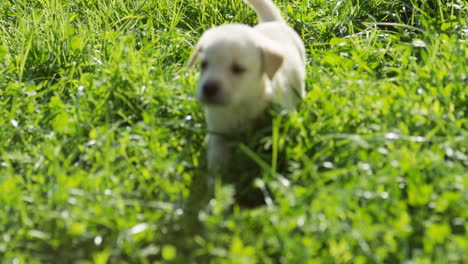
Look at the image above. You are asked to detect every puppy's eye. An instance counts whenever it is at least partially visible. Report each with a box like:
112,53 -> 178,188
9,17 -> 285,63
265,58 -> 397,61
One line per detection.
231,64 -> 246,75
201,61 -> 208,71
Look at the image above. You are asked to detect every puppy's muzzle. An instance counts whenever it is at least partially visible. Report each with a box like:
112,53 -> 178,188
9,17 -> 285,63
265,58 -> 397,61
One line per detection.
200,80 -> 226,105
203,80 -> 220,98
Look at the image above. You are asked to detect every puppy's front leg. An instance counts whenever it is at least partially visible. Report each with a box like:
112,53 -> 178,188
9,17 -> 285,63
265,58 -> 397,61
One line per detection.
207,134 -> 230,173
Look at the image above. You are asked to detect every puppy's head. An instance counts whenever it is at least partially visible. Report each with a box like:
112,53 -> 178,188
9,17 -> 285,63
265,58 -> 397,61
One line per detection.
189,24 -> 284,106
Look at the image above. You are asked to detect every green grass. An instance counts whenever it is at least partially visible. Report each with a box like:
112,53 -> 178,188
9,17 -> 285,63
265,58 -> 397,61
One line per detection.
0,0 -> 467,263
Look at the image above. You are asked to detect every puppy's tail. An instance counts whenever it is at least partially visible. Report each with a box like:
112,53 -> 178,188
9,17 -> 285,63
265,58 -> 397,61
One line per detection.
244,0 -> 285,23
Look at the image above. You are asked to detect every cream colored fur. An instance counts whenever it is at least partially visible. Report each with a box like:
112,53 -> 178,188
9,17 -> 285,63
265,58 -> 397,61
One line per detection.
189,0 -> 306,171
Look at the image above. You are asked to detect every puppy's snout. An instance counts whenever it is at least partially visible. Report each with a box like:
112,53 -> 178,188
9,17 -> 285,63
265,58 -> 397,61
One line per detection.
203,81 -> 220,98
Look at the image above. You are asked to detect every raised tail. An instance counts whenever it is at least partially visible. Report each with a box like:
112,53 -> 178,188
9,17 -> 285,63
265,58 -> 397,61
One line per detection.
244,0 -> 285,23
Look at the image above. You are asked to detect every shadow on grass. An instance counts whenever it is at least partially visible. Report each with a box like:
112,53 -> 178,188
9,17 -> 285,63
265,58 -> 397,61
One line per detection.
165,109 -> 288,262
170,137 -> 274,262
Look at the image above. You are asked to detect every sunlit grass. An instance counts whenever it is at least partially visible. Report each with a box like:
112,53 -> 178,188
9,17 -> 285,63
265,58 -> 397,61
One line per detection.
0,0 -> 466,262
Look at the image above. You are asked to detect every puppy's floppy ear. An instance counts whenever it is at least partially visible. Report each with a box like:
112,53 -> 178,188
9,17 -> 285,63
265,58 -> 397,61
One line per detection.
259,40 -> 284,79
188,41 -> 203,68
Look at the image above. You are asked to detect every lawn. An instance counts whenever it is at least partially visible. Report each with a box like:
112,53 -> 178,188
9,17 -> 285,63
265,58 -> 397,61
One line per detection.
0,0 -> 467,263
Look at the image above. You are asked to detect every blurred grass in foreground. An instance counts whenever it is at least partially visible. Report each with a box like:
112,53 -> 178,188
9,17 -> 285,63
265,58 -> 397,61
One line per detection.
0,0 -> 466,263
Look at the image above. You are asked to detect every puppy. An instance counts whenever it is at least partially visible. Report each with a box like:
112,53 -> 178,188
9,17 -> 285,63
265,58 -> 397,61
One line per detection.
189,0 -> 306,171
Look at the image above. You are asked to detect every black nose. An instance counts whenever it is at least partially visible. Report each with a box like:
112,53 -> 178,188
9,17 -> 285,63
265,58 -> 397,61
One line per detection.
203,81 -> 220,98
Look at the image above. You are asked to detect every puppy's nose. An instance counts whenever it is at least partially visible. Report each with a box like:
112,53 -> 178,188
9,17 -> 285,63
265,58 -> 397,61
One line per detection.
203,81 -> 220,98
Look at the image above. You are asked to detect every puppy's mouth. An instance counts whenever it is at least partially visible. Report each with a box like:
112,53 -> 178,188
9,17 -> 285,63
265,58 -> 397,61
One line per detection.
198,96 -> 230,106
197,86 -> 231,106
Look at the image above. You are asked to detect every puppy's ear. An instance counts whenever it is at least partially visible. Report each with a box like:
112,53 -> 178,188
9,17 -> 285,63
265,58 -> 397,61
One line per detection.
188,42 -> 203,68
259,41 -> 284,79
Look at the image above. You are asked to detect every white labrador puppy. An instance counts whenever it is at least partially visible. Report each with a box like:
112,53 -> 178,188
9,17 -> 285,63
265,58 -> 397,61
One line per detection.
189,0 -> 306,171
